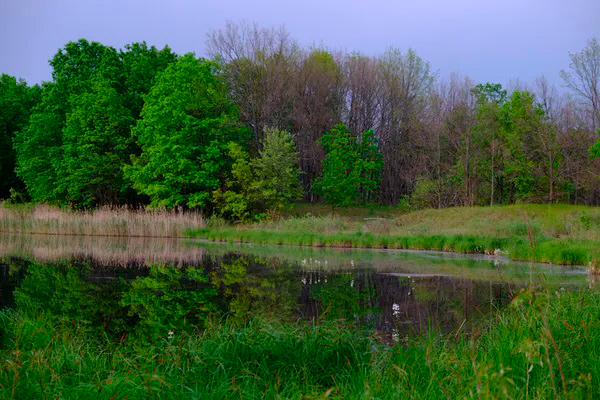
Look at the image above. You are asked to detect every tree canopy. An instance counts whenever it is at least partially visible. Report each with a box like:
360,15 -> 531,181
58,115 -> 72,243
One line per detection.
3,28 -> 600,212
314,125 -> 383,209
125,54 -> 248,209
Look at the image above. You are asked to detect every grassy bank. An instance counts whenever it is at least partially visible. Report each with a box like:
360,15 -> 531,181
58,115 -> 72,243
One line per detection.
0,204 -> 204,238
190,204 -> 600,267
1,288 -> 599,399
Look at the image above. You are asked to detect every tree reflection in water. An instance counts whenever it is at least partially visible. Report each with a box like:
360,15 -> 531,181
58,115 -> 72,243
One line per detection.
1,252 -> 522,343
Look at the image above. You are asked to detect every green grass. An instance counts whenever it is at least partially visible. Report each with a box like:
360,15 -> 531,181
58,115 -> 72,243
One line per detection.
190,204 -> 600,267
1,288 -> 599,399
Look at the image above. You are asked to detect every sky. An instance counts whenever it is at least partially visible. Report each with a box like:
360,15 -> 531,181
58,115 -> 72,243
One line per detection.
1,0 -> 599,89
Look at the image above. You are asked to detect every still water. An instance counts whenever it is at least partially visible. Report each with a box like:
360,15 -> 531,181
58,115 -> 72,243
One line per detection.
0,233 -> 589,342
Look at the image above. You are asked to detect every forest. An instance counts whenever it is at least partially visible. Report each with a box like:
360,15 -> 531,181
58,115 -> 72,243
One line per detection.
1,22 -> 599,219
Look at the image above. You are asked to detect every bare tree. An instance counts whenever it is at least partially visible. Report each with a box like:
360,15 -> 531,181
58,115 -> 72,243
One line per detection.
206,21 -> 300,148
437,74 -> 476,206
293,48 -> 345,197
206,21 -> 297,64
343,53 -> 382,135
377,48 -> 435,204
560,37 -> 600,130
535,75 -> 560,122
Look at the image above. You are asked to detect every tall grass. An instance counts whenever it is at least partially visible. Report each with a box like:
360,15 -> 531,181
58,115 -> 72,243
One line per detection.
192,205 -> 600,267
1,289 -> 599,399
0,204 -> 204,238
277,204 -> 600,242
191,228 -> 600,266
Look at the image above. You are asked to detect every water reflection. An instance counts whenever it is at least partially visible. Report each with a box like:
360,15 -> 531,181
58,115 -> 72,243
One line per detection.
0,233 -> 589,343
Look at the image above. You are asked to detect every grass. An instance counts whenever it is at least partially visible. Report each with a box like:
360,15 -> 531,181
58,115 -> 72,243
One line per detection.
190,204 -> 600,267
1,288 -> 599,399
2,203 -> 598,267
0,203 -> 205,238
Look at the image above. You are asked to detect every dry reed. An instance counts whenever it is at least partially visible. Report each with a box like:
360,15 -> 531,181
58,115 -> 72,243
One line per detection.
0,204 -> 205,238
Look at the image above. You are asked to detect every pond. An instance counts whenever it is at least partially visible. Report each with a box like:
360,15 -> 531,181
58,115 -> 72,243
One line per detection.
0,233 -> 590,343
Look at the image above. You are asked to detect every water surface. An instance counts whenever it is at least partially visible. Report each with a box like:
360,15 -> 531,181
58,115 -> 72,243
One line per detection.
0,233 -> 589,342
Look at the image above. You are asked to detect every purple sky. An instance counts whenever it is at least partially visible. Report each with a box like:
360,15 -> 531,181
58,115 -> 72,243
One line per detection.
1,0 -> 598,89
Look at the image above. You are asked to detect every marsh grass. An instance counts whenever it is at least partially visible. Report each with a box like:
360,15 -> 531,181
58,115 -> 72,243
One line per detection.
0,204 -> 204,238
191,205 -> 600,266
1,289 -> 599,399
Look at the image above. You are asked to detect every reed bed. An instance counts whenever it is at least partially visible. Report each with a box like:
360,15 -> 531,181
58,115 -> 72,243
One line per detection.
1,288 -> 598,399
0,204 -> 204,238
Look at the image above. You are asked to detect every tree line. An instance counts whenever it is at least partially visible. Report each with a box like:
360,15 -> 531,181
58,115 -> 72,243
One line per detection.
1,22 -> 599,217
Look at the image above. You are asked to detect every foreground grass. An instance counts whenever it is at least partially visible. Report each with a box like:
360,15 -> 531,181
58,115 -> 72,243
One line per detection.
191,204 -> 600,267
1,289 -> 599,399
0,203 -> 204,238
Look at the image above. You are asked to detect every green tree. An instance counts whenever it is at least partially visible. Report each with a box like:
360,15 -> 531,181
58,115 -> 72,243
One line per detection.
314,125 -> 382,209
14,82 -> 66,203
15,40 -> 125,204
120,42 -> 178,120
0,74 -> 41,199
499,90 -> 558,202
15,40 -> 178,206
355,129 -> 383,203
471,83 -> 507,205
500,91 -> 540,201
591,132 -> 600,160
251,127 -> 302,209
126,54 -> 248,209
213,126 -> 302,219
59,78 -> 134,207
212,142 -> 254,220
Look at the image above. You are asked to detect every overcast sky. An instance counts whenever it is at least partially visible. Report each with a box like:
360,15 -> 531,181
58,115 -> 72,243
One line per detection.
1,0 -> 598,89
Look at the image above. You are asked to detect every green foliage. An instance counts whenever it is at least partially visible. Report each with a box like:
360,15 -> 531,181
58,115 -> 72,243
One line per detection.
13,263 -> 95,322
119,42 -> 178,119
14,81 -> 64,203
411,179 -> 438,209
314,125 -> 383,208
125,54 -> 248,209
15,41 -> 120,205
591,131 -> 600,159
14,39 -> 178,207
214,127 -> 302,219
469,85 -> 559,205
252,127 -> 303,208
7,35 -> 600,210
59,78 -> 134,207
472,82 -> 507,104
500,91 -> 542,201
0,74 -> 40,199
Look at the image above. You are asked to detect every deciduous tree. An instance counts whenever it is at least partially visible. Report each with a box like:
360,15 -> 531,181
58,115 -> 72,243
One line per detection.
126,54 -> 248,209
314,125 -> 382,209
0,74 -> 40,199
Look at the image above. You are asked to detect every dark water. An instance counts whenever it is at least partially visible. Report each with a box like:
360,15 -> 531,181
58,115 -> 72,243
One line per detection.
0,233 -> 589,342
